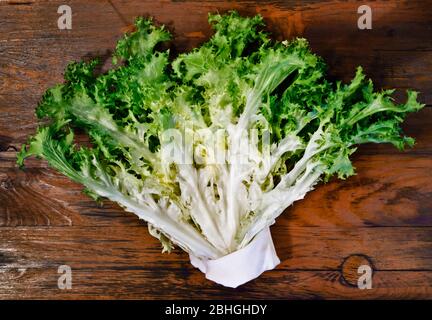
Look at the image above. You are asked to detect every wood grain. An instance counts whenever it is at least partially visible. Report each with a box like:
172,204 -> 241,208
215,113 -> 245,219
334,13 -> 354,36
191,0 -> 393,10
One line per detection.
0,0 -> 431,299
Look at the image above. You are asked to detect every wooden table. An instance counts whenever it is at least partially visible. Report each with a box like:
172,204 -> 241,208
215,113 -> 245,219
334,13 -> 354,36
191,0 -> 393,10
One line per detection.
0,0 -> 431,299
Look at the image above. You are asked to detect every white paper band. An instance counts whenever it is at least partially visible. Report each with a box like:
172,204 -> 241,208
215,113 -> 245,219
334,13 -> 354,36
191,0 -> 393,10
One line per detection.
189,227 -> 280,288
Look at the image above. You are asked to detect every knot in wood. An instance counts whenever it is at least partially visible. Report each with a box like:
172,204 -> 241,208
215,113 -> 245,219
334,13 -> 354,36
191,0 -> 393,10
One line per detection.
341,254 -> 374,287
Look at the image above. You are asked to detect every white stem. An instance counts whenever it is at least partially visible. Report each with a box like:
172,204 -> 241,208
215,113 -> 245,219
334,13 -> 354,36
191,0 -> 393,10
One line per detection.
85,179 -> 222,259
177,164 -> 229,253
240,162 -> 322,247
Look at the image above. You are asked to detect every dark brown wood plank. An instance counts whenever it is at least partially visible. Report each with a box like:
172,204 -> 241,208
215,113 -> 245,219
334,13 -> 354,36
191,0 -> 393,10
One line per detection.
1,268 -> 431,299
0,225 -> 431,299
1,225 -> 431,270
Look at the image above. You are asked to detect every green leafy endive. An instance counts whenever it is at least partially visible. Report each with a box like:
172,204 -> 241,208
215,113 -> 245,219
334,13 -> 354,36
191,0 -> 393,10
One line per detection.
18,11 -> 424,258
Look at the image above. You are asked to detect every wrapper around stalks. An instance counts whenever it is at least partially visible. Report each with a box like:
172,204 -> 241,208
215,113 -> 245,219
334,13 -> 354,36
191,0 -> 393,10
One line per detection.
189,227 -> 280,288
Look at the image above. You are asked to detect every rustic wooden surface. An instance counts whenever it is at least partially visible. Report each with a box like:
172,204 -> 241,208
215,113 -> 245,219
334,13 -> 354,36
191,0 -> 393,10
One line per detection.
0,0 -> 431,299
